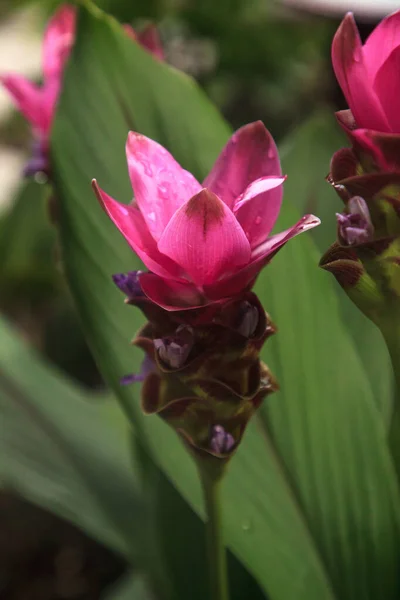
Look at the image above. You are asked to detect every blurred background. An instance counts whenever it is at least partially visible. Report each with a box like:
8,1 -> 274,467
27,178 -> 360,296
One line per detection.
0,0 -> 394,597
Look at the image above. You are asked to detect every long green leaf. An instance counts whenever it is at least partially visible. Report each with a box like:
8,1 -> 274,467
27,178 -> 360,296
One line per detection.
0,314 -> 144,561
280,111 -> 393,421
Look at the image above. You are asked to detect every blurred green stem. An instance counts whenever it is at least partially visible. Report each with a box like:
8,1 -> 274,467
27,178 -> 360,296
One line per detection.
200,469 -> 229,600
381,319 -> 400,472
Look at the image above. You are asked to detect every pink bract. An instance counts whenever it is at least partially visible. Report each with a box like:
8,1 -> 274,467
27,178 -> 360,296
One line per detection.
0,4 -> 164,158
332,10 -> 400,133
93,122 -> 320,310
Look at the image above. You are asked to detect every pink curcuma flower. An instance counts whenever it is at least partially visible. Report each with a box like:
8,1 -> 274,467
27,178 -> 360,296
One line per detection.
332,10 -> 400,134
1,4 -> 164,176
93,122 -> 320,310
1,4 -> 76,175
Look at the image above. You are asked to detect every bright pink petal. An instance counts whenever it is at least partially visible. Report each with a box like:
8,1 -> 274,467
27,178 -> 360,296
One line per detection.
203,121 -> 281,210
374,46 -> 400,132
136,24 -> 164,61
126,132 -> 201,241
0,74 -> 50,134
234,176 -> 285,249
42,4 -> 76,80
158,189 -> 251,287
363,9 -> 400,81
92,180 -> 182,280
204,214 -> 321,300
139,273 -> 204,311
331,13 -> 390,132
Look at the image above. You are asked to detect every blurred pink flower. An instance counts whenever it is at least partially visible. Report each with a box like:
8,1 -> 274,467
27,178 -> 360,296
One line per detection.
332,10 -> 400,133
93,121 -> 320,310
1,4 -> 164,175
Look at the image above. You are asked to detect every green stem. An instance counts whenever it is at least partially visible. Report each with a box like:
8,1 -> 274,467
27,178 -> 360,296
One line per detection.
381,320 -> 400,473
200,470 -> 229,600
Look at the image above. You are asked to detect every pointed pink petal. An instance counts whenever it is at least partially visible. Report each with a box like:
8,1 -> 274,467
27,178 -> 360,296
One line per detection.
42,4 -> 76,80
234,176 -> 286,249
140,273 -> 204,311
136,24 -> 164,61
126,132 -> 201,241
158,189 -> 251,287
203,121 -> 281,210
204,214 -> 321,300
331,13 -> 390,132
0,74 -> 51,134
374,46 -> 400,132
363,9 -> 400,81
92,180 -> 182,280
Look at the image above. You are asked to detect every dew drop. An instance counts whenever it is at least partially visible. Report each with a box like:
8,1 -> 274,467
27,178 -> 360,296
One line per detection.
158,182 -> 170,199
241,519 -> 252,532
267,147 -> 275,159
255,216 -> 262,225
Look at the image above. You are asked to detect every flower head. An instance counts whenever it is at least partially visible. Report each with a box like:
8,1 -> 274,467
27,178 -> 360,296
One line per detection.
1,5 -> 164,176
332,10 -> 400,134
93,121 -> 320,310
1,3 -> 76,167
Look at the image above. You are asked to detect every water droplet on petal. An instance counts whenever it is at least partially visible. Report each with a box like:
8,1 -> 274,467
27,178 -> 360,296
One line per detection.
267,147 -> 275,159
158,183 -> 170,199
255,216 -> 262,225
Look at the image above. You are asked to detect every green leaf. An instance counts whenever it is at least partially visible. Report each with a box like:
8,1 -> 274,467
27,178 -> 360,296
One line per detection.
280,111 -> 393,422
0,314 -> 145,562
0,180 -> 59,310
52,5 -> 336,599
52,4 -> 400,599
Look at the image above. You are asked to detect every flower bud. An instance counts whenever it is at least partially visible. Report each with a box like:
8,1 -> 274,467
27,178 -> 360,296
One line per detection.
210,425 -> 235,455
336,196 -> 374,246
112,271 -> 144,299
236,301 -> 259,338
154,325 -> 194,369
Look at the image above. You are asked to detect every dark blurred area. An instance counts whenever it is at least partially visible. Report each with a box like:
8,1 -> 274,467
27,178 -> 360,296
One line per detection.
0,0 -> 384,597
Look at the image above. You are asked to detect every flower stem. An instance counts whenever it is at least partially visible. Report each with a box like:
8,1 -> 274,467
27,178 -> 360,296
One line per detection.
200,469 -> 229,600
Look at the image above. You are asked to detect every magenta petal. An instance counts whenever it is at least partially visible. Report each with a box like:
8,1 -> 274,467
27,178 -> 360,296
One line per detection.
374,46 -> 400,132
136,24 -> 164,61
1,75 -> 49,134
42,4 -> 76,80
126,132 -> 201,241
92,180 -> 182,280
139,273 -> 204,311
203,121 -> 281,210
158,189 -> 251,287
205,214 -> 321,300
234,176 -> 285,249
331,13 -> 390,132
363,9 -> 400,81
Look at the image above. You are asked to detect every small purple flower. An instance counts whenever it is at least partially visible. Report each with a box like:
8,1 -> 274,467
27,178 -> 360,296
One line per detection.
336,196 -> 374,246
210,425 -> 235,454
236,301 -> 259,337
120,355 -> 154,385
112,270 -> 144,299
154,325 -> 193,369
